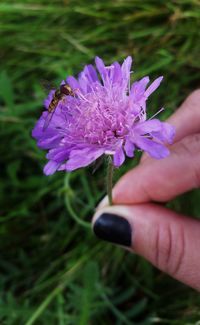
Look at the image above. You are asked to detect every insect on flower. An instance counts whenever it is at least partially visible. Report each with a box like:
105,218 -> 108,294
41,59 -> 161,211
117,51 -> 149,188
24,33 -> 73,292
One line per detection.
43,83 -> 75,130
32,56 -> 175,176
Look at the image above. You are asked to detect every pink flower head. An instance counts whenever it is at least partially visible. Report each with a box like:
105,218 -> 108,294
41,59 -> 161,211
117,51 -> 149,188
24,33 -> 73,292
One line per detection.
32,57 -> 175,175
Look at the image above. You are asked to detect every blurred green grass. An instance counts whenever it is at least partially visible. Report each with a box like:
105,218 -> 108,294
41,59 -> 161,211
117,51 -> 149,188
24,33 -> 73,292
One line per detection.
0,0 -> 200,324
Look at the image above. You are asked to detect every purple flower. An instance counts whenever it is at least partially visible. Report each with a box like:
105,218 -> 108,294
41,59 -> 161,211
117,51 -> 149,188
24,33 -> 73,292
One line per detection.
32,57 -> 175,175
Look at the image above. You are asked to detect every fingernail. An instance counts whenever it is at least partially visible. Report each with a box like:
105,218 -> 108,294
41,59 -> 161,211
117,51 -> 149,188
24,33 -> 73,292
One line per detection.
93,213 -> 132,247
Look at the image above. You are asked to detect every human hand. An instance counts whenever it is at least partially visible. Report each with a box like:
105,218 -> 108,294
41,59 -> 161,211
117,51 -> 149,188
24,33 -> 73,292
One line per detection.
92,90 -> 200,291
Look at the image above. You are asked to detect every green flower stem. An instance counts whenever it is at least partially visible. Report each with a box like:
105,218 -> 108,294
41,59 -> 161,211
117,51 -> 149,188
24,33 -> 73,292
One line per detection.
107,156 -> 113,206
64,174 -> 91,229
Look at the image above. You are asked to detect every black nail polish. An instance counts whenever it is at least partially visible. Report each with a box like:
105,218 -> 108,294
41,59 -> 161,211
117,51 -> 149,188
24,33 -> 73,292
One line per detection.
93,213 -> 132,247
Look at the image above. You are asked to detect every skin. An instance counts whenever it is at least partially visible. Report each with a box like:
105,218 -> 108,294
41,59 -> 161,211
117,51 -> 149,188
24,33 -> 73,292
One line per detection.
93,90 -> 200,291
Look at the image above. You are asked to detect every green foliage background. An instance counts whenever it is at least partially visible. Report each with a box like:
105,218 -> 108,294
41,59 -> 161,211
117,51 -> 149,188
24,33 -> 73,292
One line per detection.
0,0 -> 200,324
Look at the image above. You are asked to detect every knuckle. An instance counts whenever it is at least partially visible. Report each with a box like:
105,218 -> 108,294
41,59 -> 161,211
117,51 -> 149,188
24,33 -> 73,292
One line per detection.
179,133 -> 200,155
153,222 -> 186,277
177,134 -> 200,187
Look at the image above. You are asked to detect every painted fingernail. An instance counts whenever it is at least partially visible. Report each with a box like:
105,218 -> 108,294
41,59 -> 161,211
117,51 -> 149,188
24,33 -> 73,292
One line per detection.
93,213 -> 132,247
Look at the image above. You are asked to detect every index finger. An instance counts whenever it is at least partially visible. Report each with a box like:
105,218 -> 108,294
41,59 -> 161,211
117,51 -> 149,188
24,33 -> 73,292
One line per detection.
113,132 -> 200,204
167,90 -> 200,142
141,90 -> 200,164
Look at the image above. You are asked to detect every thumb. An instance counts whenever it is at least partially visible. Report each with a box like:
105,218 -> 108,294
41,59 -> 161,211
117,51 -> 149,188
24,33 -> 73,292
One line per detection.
92,204 -> 200,291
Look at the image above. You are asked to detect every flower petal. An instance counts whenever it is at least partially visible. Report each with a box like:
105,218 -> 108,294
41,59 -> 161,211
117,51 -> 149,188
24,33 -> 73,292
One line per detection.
66,76 -> 80,91
78,71 -> 89,93
121,56 -> 132,90
46,146 -> 72,162
66,147 -> 105,171
43,161 -> 61,175
38,134 -> 61,149
134,119 -> 175,144
32,115 -> 62,149
145,76 -> 163,97
135,137 -> 170,159
131,76 -> 150,102
95,56 -> 108,84
151,122 -> 175,144
77,64 -> 100,93
85,64 -> 99,83
111,62 -> 122,84
133,119 -> 163,135
121,56 -> 132,79
124,139 -> 135,157
113,147 -> 125,167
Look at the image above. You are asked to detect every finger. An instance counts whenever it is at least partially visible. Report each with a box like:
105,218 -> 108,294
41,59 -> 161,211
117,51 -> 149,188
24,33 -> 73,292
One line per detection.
167,89 -> 200,142
113,133 -> 200,204
98,92 -> 200,209
92,204 -> 200,291
140,89 -> 200,164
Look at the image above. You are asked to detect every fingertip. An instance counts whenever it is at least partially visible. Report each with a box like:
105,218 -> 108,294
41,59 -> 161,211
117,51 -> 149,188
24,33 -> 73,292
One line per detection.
96,195 -> 109,211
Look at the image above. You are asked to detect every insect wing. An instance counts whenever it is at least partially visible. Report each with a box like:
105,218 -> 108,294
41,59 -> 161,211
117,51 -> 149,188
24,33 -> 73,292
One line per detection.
40,79 -> 55,92
43,109 -> 56,131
